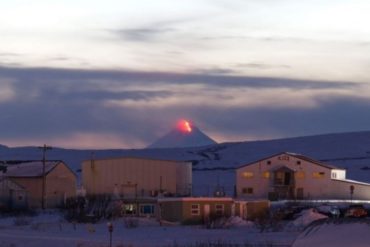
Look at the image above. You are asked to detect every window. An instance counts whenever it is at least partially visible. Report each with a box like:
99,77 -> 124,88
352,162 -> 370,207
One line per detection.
191,204 -> 200,215
278,155 -> 290,161
313,172 -> 325,178
296,161 -> 301,165
122,204 -> 137,215
267,160 -> 271,165
139,204 -> 155,216
242,187 -> 254,194
262,171 -> 270,178
332,172 -> 337,179
296,171 -> 305,179
215,204 -> 224,216
242,172 -> 254,178
275,172 -> 284,185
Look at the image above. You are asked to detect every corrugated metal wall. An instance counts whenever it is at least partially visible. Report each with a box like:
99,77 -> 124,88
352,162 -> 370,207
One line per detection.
82,157 -> 192,197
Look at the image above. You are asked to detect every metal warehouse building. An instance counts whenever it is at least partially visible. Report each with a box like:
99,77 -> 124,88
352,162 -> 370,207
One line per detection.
82,157 -> 192,198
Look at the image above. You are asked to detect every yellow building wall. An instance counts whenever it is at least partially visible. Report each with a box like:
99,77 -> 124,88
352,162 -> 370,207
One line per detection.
82,158 -> 191,197
45,163 -> 77,207
160,198 -> 234,224
10,162 -> 76,208
236,153 -> 333,199
10,177 -> 43,208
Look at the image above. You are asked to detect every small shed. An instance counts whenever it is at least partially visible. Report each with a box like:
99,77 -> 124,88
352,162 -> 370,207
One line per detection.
0,177 -> 27,210
5,161 -> 77,208
158,197 -> 234,224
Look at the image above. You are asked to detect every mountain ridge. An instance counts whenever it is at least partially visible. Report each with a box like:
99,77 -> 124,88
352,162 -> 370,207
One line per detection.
147,123 -> 217,149
2,130 -> 370,196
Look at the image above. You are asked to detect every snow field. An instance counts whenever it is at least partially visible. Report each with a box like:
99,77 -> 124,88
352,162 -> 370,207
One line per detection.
0,213 -> 298,247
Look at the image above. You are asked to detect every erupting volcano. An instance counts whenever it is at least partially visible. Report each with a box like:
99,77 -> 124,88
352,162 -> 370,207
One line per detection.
147,119 -> 217,149
177,119 -> 192,133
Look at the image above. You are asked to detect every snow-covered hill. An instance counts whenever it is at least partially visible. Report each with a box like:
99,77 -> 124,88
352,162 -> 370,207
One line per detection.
1,131 -> 370,196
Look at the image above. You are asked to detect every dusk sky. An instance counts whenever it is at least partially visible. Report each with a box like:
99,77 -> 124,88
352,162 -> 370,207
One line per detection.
1,0 -> 370,149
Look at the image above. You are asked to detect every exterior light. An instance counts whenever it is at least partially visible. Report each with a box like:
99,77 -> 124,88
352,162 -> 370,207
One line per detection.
107,222 -> 113,247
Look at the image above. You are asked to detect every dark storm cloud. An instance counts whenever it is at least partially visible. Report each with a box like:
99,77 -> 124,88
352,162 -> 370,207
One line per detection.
0,66 -> 357,90
191,67 -> 238,75
196,95 -> 370,140
0,65 -> 368,148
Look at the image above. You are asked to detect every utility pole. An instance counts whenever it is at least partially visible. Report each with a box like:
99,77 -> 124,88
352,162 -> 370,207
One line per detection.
38,144 -> 52,210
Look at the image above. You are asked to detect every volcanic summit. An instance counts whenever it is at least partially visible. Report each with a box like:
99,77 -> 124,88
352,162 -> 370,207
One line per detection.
147,120 -> 217,149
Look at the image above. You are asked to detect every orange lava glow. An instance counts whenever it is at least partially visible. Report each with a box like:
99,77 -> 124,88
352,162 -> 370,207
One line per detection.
177,119 -> 192,133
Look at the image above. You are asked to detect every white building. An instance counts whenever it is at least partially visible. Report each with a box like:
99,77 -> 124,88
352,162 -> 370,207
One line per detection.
236,152 -> 370,200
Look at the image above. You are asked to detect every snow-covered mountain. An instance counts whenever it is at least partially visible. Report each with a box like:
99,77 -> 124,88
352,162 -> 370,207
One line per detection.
1,130 -> 370,196
147,120 -> 217,148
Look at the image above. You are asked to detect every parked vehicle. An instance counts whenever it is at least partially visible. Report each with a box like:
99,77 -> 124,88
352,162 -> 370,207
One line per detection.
316,205 -> 341,218
329,206 -> 341,218
345,204 -> 368,218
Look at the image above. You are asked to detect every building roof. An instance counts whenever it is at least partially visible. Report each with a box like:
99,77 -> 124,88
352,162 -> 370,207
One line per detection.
82,156 -> 192,164
5,161 -> 62,178
332,178 -> 370,186
238,152 -> 343,170
158,197 -> 234,202
0,176 -> 26,190
286,152 -> 341,170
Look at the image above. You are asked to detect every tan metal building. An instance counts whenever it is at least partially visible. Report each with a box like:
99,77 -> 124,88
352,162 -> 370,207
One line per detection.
0,177 -> 28,210
236,152 -> 370,200
82,157 -> 192,198
158,197 -> 234,224
5,161 -> 77,208
158,197 -> 270,224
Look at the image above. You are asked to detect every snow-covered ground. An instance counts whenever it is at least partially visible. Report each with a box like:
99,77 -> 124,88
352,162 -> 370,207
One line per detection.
293,222 -> 370,247
2,208 -> 370,246
0,212 -> 297,247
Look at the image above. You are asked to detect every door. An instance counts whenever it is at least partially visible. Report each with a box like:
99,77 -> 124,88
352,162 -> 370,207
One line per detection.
296,188 -> 304,200
204,204 -> 210,222
231,204 -> 235,216
284,172 -> 291,185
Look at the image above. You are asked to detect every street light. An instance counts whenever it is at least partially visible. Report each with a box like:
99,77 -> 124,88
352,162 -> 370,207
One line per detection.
107,222 -> 113,247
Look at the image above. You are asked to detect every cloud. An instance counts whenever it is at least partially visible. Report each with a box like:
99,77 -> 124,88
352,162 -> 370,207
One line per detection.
0,52 -> 21,57
0,78 -> 15,102
111,27 -> 175,42
0,65 -> 368,149
190,67 -> 238,75
199,35 -> 312,43
0,65 -> 357,90
47,56 -> 73,61
235,63 -> 291,70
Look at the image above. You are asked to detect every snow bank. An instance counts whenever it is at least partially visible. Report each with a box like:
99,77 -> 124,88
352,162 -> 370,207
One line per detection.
292,208 -> 328,228
224,216 -> 254,228
293,223 -> 370,247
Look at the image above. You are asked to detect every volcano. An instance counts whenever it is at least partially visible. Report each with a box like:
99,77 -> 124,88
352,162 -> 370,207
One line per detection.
147,120 -> 217,149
